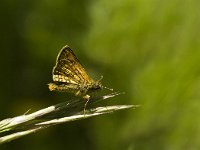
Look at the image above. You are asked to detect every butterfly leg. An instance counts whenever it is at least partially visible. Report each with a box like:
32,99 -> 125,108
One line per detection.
75,88 -> 89,99
75,90 -> 81,97
83,95 -> 90,115
75,89 -> 90,115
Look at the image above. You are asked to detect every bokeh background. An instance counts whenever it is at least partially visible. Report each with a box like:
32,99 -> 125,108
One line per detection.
1,0 -> 200,149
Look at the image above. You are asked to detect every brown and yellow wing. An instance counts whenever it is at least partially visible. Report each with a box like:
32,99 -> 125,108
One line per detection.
52,45 -> 93,84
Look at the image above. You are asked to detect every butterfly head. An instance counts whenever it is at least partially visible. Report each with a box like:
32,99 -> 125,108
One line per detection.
92,76 -> 113,91
91,80 -> 102,90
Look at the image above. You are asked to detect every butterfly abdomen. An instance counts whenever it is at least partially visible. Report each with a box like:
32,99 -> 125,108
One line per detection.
48,83 -> 78,93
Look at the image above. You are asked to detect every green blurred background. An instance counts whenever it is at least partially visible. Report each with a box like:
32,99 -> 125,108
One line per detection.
1,0 -> 200,149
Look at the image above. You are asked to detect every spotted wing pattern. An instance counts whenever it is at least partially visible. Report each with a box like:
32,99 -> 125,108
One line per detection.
52,45 -> 93,85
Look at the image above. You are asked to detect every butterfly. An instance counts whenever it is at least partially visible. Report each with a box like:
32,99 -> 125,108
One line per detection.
48,45 -> 112,100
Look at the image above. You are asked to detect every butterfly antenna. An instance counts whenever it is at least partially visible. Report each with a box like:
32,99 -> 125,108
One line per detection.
98,76 -> 113,91
97,75 -> 104,82
102,86 -> 113,91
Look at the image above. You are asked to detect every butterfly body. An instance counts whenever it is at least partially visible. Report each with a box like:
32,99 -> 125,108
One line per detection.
48,80 -> 102,98
48,45 -> 103,100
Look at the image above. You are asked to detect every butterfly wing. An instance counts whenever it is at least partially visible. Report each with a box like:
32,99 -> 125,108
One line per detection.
52,45 -> 93,84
